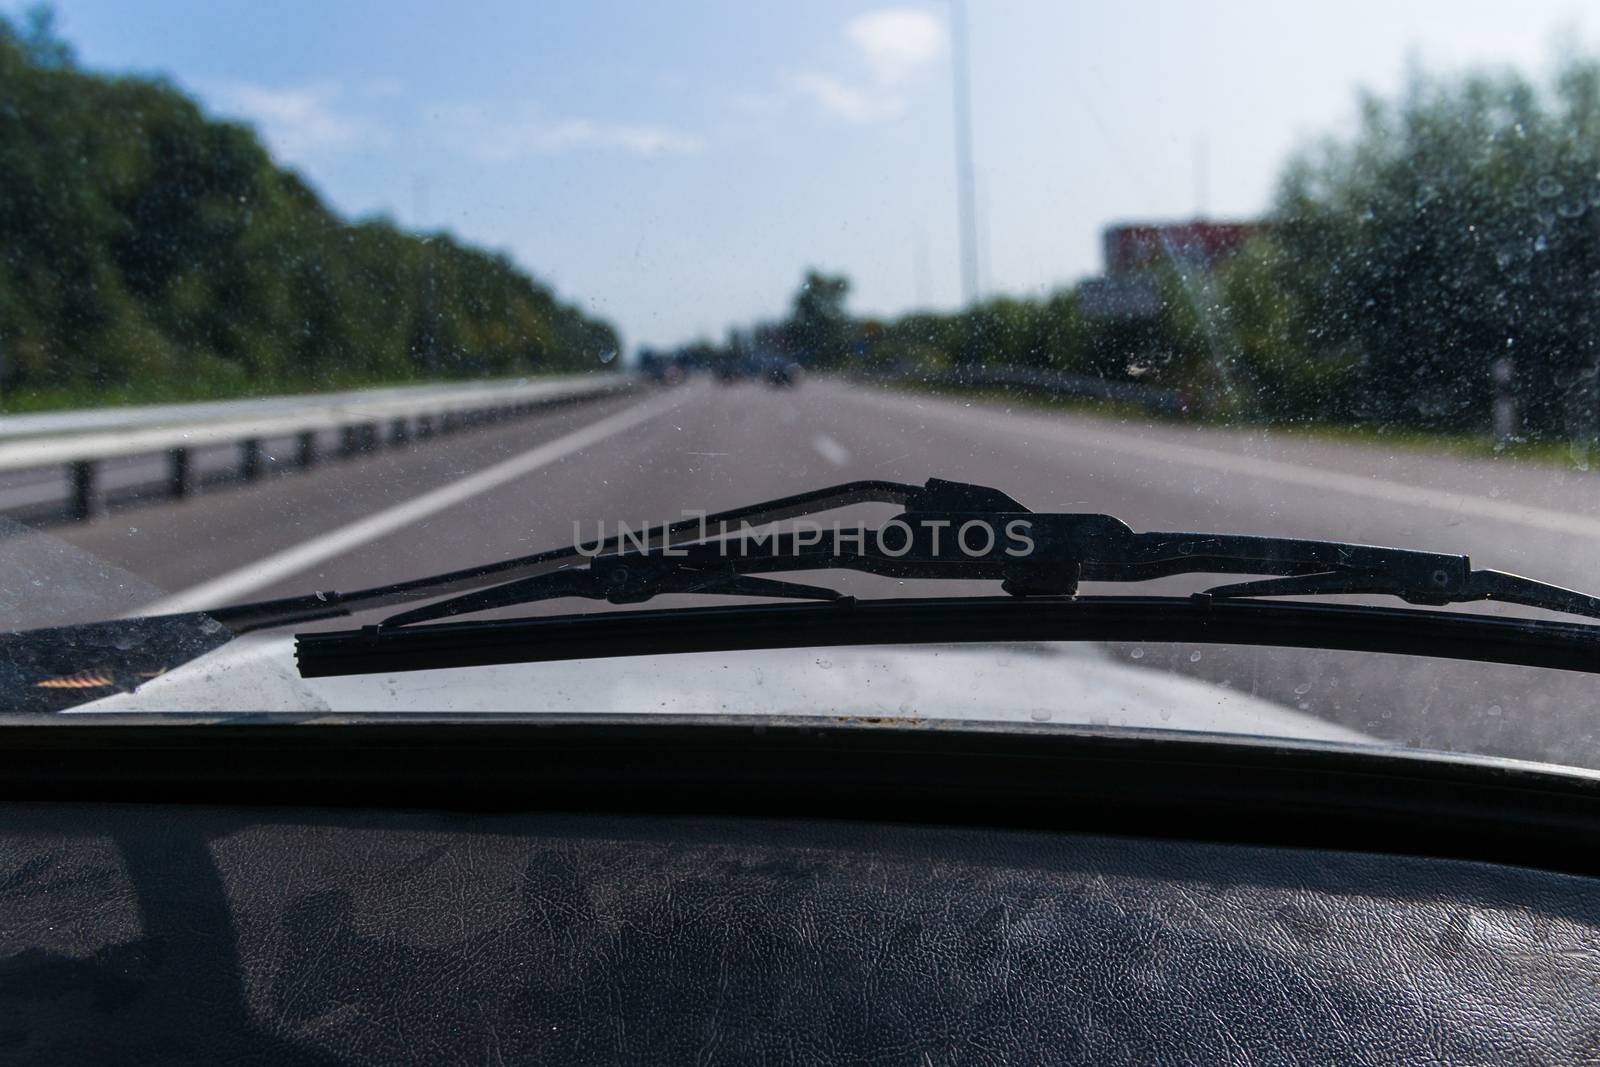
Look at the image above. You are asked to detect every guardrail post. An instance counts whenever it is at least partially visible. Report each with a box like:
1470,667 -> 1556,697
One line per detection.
389,417 -> 410,446
416,415 -> 434,439
296,431 -> 318,469
239,438 -> 263,481
167,448 -> 192,499
66,460 -> 99,522
340,425 -> 361,457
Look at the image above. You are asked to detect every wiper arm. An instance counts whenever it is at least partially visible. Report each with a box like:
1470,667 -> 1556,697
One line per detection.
1,480 -> 926,709
203,478 -> 927,633
366,476 -> 1600,629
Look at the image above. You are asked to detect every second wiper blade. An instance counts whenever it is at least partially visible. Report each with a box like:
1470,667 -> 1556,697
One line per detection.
296,596 -> 1600,679
370,476 -> 1600,629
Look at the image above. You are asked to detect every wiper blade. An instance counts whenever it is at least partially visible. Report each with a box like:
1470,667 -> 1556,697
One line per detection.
1201,568 -> 1600,618
295,596 -> 1600,679
359,476 -> 1600,629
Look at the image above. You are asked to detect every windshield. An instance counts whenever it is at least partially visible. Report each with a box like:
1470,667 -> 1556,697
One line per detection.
6,2 -> 1600,769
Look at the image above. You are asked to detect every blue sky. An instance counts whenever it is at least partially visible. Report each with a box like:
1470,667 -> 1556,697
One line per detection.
31,0 -> 1600,351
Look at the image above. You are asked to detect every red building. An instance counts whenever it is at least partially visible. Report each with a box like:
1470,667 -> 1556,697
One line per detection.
1102,220 -> 1260,276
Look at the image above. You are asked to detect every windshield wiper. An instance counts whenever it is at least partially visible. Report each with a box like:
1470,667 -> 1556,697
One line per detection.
2,479 -> 929,710
359,476 -> 1600,628
285,475 -> 1600,680
202,478 -> 929,633
14,477 -> 1600,701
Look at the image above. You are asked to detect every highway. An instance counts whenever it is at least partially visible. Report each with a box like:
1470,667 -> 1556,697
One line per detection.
14,376 -> 1600,767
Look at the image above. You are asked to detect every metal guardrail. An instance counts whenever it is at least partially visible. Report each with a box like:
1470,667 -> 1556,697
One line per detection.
0,373 -> 634,521
866,365 -> 1189,416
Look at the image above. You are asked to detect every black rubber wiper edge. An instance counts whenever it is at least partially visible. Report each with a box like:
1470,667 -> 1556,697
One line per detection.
295,595 -> 1600,678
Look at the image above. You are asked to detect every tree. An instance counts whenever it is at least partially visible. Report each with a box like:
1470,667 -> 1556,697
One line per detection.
783,270 -> 852,367
0,7 -> 619,407
1271,59 -> 1600,435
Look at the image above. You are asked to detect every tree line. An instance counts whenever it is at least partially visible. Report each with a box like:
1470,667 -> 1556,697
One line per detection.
688,55 -> 1600,442
0,8 -> 619,409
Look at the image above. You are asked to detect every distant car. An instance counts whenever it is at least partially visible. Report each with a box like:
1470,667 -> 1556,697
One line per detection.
760,358 -> 803,388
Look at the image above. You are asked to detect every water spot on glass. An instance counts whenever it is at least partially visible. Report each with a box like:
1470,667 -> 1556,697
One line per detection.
1129,647 -> 1144,660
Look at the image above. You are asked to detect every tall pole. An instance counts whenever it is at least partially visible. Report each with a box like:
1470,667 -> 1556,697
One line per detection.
950,0 -> 979,306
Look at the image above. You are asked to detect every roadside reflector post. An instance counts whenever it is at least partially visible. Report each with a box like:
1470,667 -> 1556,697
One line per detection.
66,460 -> 100,522
167,447 -> 192,498
239,438 -> 263,481
1492,356 -> 1518,448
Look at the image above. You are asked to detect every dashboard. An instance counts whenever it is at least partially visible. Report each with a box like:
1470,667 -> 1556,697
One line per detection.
1,718 -> 1596,1064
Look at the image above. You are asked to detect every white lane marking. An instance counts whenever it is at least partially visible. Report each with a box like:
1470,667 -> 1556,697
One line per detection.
811,433 -> 851,467
138,389 -> 691,614
842,387 -> 1600,540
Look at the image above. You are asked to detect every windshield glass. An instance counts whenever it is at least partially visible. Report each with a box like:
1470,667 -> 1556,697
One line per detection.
6,2 -> 1600,769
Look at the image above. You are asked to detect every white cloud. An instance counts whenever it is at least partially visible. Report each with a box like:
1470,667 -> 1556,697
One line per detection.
520,117 -> 705,157
209,81 -> 390,158
795,6 -> 945,124
728,91 -> 787,116
790,74 -> 908,123
847,8 -> 945,87
432,106 -> 704,160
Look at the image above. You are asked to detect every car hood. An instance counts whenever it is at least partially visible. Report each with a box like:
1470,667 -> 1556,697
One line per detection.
73,635 -> 1373,744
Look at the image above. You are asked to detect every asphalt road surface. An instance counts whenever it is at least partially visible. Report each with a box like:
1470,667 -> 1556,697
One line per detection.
15,376 -> 1600,768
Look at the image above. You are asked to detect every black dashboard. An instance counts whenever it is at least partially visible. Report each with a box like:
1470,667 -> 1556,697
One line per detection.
1,718 -> 1597,1064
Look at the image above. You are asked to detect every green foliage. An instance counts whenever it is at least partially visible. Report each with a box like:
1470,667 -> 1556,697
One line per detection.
748,56 -> 1600,442
784,270 -> 853,367
863,279 -> 1207,394
1271,59 -> 1600,435
0,11 -> 618,409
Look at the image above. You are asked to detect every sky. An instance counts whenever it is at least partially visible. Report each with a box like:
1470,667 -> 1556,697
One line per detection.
28,0 -> 1600,352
